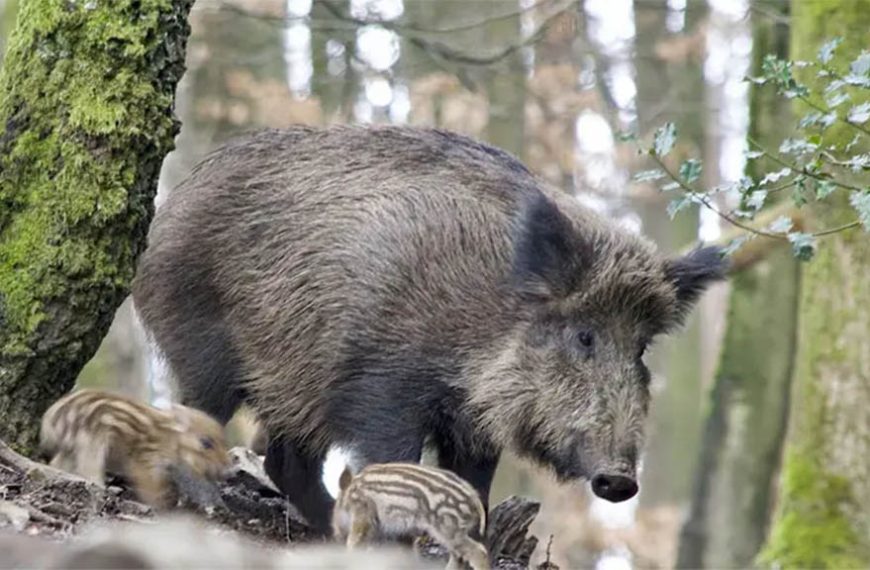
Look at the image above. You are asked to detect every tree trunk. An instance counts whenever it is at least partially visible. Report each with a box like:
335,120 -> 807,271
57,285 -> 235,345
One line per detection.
0,0 -> 19,62
0,0 -> 194,453
759,0 -> 870,566
632,0 -> 706,511
481,2 -> 526,159
676,3 -> 798,567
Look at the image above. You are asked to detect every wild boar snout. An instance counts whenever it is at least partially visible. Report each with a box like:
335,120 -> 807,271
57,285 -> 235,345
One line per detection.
591,472 -> 638,502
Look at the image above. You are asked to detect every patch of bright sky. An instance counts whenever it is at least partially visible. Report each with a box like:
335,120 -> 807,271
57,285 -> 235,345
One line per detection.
666,0 -> 687,33
584,0 -> 638,126
702,0 -> 751,241
282,0 -> 313,98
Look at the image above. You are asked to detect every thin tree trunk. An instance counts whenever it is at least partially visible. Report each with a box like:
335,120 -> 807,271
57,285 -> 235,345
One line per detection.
482,1 -> 527,159
759,0 -> 870,566
676,3 -> 797,567
0,0 -> 194,453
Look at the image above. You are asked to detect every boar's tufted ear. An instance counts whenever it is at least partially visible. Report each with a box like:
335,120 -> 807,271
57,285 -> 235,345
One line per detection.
665,245 -> 728,320
512,192 -> 590,300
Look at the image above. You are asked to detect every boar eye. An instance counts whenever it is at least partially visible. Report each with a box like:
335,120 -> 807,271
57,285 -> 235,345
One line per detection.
576,329 -> 594,349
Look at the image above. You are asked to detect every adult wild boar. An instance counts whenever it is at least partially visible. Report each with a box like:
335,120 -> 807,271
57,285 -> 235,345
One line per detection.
132,125 -> 726,534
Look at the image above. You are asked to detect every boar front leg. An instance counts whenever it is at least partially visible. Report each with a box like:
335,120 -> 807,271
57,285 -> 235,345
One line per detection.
263,437 -> 334,538
434,434 -> 499,516
335,391 -> 426,467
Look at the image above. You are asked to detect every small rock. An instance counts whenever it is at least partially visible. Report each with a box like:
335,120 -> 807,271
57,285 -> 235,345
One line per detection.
0,500 -> 30,532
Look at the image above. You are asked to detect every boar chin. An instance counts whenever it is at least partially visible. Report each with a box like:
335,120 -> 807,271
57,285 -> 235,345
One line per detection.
514,426 -> 591,482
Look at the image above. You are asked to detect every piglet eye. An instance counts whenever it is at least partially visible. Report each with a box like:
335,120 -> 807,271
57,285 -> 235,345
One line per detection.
200,437 -> 214,450
577,330 -> 594,349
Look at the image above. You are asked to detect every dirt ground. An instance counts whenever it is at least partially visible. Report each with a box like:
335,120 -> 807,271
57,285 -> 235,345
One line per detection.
0,442 -> 554,569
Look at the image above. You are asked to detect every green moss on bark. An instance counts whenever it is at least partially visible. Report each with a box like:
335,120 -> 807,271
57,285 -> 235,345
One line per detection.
0,0 -> 194,452
761,453 -> 864,568
759,194 -> 870,567
759,2 -> 870,565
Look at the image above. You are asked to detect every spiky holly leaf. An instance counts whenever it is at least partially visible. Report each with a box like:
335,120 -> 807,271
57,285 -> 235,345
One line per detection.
678,159 -> 702,183
849,191 -> 870,231
787,232 -> 816,261
654,122 -> 677,157
818,37 -> 843,64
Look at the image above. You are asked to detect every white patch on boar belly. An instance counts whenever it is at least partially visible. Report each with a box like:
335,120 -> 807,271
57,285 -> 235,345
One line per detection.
322,445 -> 355,498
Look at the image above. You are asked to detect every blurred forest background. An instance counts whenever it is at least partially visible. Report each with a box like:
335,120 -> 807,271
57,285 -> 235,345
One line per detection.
1,0 -> 866,568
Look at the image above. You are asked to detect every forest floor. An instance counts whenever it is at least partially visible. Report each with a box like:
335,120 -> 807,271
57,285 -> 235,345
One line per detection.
0,441 -> 552,569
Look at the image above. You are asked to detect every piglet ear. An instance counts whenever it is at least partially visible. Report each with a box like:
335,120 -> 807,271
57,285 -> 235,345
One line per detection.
168,404 -> 190,432
512,192 -> 590,300
665,245 -> 728,320
338,467 -> 354,492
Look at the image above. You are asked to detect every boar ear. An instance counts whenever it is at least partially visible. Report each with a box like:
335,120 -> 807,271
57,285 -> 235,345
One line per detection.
512,192 -> 589,299
665,245 -> 728,319
338,467 -> 353,492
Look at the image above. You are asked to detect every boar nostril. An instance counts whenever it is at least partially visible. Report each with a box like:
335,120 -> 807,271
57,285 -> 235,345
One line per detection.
591,474 -> 638,502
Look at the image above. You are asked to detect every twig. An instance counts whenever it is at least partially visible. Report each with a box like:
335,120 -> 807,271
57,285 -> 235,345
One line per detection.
748,1 -> 791,25
812,220 -> 862,236
796,94 -> 870,138
746,135 -> 866,193
196,0 -> 570,36
650,155 -> 786,239
318,0 -> 575,68
21,504 -> 68,528
354,0 -> 569,35
545,534 -> 554,565
652,153 -> 863,241
819,149 -> 870,171
677,203 -> 800,273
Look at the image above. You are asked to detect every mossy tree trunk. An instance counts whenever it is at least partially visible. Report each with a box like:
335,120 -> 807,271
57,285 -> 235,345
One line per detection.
0,0 -> 194,453
759,0 -> 870,566
676,3 -> 798,567
0,0 -> 20,62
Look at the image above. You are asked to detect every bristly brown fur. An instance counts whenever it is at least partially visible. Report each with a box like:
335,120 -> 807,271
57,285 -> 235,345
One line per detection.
39,389 -> 231,508
132,124 -> 726,531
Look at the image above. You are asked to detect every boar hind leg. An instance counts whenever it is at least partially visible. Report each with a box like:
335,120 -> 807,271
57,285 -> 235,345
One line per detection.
263,437 -> 334,537
155,307 -> 247,425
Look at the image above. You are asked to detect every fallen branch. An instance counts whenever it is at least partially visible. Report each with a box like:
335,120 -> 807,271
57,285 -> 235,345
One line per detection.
681,202 -> 805,274
486,496 -> 541,566
0,439 -> 93,487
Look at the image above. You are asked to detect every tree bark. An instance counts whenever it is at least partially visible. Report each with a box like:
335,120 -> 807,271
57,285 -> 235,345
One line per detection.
676,3 -> 798,567
0,0 -> 194,453
758,0 -> 870,566
0,0 -> 19,62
